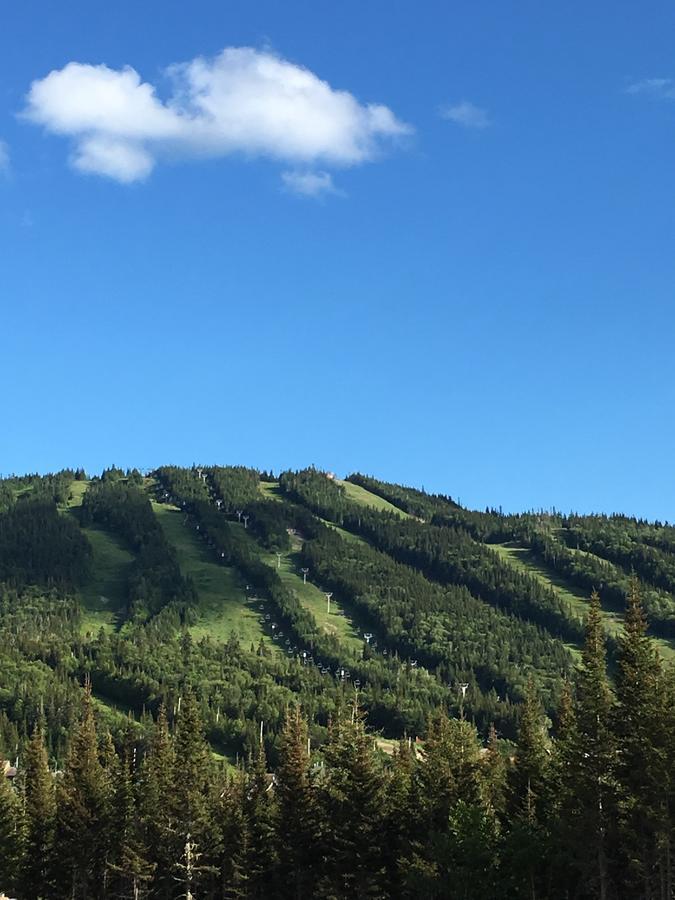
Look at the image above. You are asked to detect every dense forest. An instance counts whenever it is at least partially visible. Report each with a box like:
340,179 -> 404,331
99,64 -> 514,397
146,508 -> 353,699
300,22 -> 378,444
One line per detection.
1,464 -> 674,898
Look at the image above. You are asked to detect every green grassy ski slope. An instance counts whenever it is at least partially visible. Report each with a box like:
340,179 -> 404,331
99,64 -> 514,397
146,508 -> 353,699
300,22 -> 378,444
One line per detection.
337,478 -> 410,517
492,542 -> 675,661
151,500 -> 272,649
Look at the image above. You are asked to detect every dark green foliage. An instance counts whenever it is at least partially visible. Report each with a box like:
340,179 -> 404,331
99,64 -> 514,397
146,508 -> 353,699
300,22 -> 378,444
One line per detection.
20,727 -> 57,900
318,705 -> 387,898
208,465 -> 262,514
156,466 -> 460,738
55,687 -> 114,899
0,497 -> 92,588
613,580 -> 670,896
350,474 -> 675,638
2,465 -> 675,897
551,595 -> 616,898
81,479 -> 197,621
347,472 -> 461,518
281,468 -> 580,675
107,738 -> 155,900
0,760 -> 22,896
274,707 -> 319,898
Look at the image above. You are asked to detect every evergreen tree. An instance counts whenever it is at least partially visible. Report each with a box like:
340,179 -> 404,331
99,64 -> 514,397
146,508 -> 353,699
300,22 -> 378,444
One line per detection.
560,592 -> 616,899
55,685 -> 113,900
481,723 -> 508,823
275,706 -> 319,899
138,705 -> 178,898
549,680 -> 579,896
245,739 -> 278,898
218,770 -> 250,900
171,689 -> 217,895
0,764 -> 22,897
614,578 -> 668,897
405,716 -> 496,899
108,738 -> 155,900
20,726 -> 57,900
318,703 -> 387,899
506,678 -> 551,900
382,739 -> 417,898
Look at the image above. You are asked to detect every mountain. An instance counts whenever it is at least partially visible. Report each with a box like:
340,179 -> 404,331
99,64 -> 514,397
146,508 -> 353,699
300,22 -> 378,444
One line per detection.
1,465 -> 674,898
1,463 -> 674,756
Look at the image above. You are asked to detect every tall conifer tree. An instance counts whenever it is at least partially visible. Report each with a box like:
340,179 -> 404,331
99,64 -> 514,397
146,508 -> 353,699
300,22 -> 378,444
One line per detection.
20,726 -> 57,900
56,685 -> 113,900
319,703 -> 387,898
172,689 -> 217,894
0,762 -> 22,897
138,705 -> 178,898
275,706 -> 318,899
555,593 -> 616,898
614,578 -> 668,896
506,678 -> 551,900
108,738 -> 154,900
245,739 -> 278,898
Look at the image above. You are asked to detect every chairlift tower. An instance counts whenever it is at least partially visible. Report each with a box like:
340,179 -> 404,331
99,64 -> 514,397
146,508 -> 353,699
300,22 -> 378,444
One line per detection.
457,682 -> 469,719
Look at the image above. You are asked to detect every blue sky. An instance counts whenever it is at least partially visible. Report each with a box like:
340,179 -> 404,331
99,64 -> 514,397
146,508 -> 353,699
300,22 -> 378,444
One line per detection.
1,1 -> 674,520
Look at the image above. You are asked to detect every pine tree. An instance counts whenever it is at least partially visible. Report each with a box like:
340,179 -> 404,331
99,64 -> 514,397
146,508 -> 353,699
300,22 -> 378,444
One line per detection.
614,578 -> 668,897
55,685 -> 113,900
382,739 -> 417,898
506,678 -> 551,899
0,763 -> 22,897
218,770 -> 250,900
275,706 -> 319,899
171,689 -> 217,895
481,723 -> 508,822
318,703 -> 387,899
244,739 -> 278,898
20,726 -> 57,900
138,705 -> 178,898
108,737 -> 155,900
549,680 -> 579,897
413,712 -> 464,833
662,665 -> 675,900
550,595 -> 618,899
405,715 -> 497,899
568,592 -> 615,899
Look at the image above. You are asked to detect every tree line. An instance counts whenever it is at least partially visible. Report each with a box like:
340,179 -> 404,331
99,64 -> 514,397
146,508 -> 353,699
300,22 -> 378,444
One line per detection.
1,581 -> 673,899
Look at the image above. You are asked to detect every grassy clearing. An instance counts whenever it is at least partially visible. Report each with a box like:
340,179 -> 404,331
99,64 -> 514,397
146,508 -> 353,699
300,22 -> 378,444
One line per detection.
78,527 -> 134,635
256,538 -> 363,654
322,519 -> 368,546
338,479 -> 410,517
492,542 -> 675,662
61,480 -> 130,636
152,501 -> 271,650
258,481 -> 283,502
66,479 -> 89,508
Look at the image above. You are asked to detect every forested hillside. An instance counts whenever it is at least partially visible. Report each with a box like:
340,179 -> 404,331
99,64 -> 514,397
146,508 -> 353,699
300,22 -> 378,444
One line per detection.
1,465 -> 674,898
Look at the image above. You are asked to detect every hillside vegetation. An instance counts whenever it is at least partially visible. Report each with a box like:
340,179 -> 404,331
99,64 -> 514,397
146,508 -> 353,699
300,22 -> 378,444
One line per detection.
1,464 -> 674,898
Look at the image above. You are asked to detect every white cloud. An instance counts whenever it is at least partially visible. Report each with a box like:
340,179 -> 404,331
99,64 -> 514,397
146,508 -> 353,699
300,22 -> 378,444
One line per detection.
440,100 -> 490,129
73,135 -> 155,182
22,48 -> 411,187
626,78 -> 675,100
281,169 -> 338,197
0,140 -> 9,173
